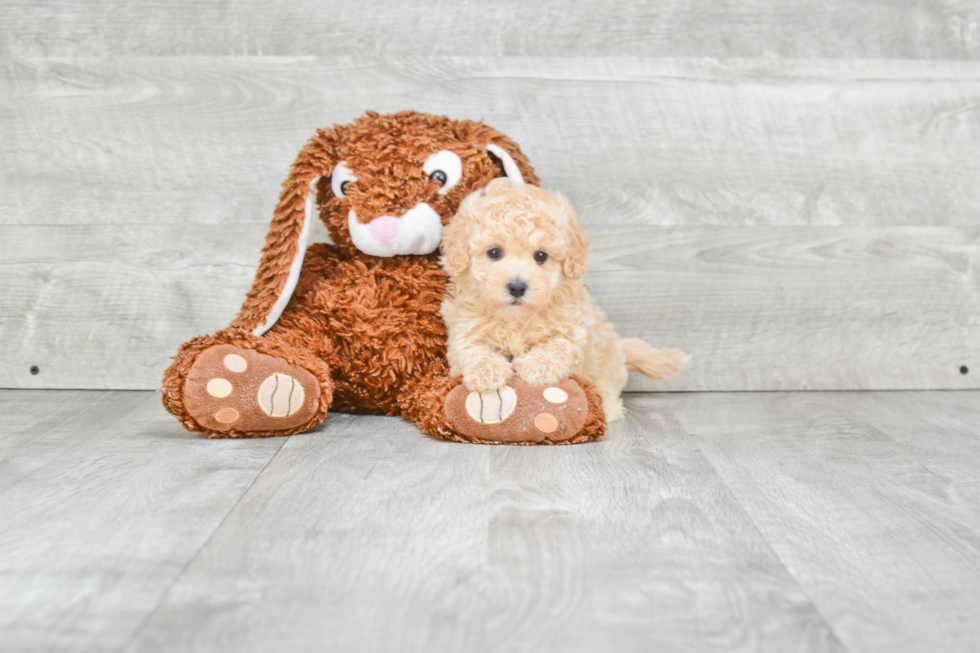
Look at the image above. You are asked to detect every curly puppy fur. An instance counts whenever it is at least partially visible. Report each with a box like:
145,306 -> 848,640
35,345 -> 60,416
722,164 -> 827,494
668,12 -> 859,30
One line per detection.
441,179 -> 688,422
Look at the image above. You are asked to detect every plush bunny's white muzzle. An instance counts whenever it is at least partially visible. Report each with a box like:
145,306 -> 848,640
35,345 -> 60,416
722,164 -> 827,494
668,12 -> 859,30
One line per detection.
347,203 -> 443,257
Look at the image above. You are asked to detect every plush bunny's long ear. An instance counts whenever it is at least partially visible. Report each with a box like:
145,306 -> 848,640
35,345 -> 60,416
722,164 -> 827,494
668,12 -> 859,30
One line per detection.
232,131 -> 336,335
485,143 -> 525,185
245,175 -> 318,336
457,120 -> 541,188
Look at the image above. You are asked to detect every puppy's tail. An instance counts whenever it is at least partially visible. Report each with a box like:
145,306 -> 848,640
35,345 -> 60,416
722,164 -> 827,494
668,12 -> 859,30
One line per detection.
620,338 -> 689,381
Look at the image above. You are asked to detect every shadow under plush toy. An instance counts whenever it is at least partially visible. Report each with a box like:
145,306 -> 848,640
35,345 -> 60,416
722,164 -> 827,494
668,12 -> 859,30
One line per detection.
161,110 -> 607,444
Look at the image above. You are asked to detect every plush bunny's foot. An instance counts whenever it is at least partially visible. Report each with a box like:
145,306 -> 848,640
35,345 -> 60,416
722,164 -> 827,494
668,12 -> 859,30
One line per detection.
444,374 -> 606,445
182,344 -> 321,436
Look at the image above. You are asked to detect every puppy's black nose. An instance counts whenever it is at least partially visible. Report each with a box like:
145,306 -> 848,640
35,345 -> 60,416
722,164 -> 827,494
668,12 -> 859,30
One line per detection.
507,280 -> 528,298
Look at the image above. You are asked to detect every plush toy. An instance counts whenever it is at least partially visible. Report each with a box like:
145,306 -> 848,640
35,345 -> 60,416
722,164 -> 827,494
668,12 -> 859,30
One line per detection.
161,111 -> 607,444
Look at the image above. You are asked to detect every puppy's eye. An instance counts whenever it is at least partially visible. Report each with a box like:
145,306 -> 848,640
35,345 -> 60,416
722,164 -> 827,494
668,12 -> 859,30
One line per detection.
534,251 -> 548,264
428,170 -> 448,185
487,248 -> 503,260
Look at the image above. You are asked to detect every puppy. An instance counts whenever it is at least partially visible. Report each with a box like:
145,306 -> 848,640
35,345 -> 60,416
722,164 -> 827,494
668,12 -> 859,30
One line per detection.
440,179 -> 688,422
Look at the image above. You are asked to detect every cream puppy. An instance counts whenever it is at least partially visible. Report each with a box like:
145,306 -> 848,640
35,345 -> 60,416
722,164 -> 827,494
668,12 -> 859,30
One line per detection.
440,179 -> 688,422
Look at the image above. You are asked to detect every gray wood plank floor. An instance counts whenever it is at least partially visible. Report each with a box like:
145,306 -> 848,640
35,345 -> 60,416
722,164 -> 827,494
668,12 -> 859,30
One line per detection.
2,389 -> 978,652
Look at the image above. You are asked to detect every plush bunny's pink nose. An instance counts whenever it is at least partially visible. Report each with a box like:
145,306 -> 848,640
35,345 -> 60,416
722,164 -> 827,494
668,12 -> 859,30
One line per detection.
368,216 -> 400,245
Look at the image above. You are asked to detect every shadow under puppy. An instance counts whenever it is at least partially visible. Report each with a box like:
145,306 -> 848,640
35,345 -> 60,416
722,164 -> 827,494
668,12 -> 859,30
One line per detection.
440,178 -> 688,422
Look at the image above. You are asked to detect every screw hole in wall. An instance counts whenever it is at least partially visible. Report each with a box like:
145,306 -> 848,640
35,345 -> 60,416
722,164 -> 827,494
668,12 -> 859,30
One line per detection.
30,365 -> 40,375
961,365 -> 969,375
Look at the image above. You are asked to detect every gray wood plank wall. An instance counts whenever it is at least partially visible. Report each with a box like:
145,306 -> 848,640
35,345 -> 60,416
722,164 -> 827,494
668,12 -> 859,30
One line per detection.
3,1 -> 980,59
1,4 -> 978,391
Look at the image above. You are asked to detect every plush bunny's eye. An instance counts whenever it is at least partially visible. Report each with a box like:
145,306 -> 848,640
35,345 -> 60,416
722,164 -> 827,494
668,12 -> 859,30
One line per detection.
429,170 -> 448,185
534,251 -> 548,264
423,150 -> 462,194
487,248 -> 503,260
331,162 -> 357,198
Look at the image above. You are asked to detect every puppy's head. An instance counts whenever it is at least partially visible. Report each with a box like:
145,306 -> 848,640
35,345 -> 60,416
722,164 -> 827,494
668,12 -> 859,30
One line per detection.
442,179 -> 590,317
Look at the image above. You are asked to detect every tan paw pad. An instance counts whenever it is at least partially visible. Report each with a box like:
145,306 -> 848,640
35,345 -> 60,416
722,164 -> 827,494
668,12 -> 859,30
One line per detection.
257,373 -> 305,417
214,407 -> 239,424
534,412 -> 559,433
223,353 -> 248,373
465,387 -> 517,424
207,378 -> 233,398
542,387 -> 568,404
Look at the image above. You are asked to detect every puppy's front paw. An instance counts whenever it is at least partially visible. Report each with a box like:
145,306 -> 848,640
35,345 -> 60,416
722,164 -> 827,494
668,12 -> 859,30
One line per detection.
514,351 -> 570,386
464,356 -> 513,393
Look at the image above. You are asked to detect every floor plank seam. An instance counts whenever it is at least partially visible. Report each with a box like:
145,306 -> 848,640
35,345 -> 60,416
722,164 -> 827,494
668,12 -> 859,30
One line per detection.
114,434 -> 291,653
843,411 -> 957,491
681,427 -> 855,653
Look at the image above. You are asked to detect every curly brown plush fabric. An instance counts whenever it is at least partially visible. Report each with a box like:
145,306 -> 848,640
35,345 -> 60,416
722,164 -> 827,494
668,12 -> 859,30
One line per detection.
160,110 -> 606,443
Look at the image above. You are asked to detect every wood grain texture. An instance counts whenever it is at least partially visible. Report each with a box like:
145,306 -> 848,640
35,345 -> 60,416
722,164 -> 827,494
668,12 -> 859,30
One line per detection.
3,55 -> 978,391
669,391 -> 980,652
7,389 -> 980,651
3,57 -> 980,230
0,224 -> 260,389
120,395 -> 841,653
3,224 -> 977,392
482,401 -> 844,653
122,411 -> 493,653
833,392 -> 980,495
2,0 -> 979,59
595,226 -> 980,392
0,389 -> 284,653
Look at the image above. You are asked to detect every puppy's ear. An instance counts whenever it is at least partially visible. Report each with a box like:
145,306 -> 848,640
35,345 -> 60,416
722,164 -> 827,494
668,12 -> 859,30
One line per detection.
562,211 -> 591,280
440,213 -> 470,277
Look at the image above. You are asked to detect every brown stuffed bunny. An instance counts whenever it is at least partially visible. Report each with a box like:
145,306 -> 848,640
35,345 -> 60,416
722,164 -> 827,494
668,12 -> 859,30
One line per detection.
161,111 -> 607,444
